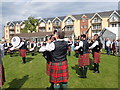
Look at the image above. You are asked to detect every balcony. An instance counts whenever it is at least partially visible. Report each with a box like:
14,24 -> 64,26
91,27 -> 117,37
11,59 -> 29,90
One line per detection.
109,19 -> 120,23
9,31 -> 15,34
91,20 -> 102,24
92,27 -> 102,30
9,26 -> 14,29
53,24 -> 61,27
65,22 -> 74,26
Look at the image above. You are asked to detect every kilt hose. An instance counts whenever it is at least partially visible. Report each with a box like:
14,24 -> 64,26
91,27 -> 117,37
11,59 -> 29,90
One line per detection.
0,64 -> 5,87
92,52 -> 100,64
19,49 -> 26,57
49,61 -> 69,84
78,53 -> 90,67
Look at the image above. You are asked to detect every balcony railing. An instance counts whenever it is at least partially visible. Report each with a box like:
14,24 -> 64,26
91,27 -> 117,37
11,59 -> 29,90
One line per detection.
9,26 -> 14,29
91,20 -> 101,23
109,19 -> 120,22
9,31 -> 15,34
65,22 -> 74,26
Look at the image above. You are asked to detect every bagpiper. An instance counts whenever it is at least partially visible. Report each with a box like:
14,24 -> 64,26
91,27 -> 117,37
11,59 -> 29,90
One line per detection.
74,34 -> 90,78
89,34 -> 102,73
40,31 -> 69,89
16,38 -> 27,64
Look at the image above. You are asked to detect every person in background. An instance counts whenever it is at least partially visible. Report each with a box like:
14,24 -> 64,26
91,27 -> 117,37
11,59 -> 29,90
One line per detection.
106,38 -> 111,55
111,39 -> 116,55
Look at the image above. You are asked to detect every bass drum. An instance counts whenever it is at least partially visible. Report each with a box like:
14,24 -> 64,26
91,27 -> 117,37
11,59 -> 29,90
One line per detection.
11,36 -> 21,47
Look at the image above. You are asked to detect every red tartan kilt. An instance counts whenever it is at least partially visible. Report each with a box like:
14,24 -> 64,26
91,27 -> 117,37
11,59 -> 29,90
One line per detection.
78,53 -> 90,67
0,64 -> 5,87
50,61 -> 69,84
46,62 -> 52,76
93,52 -> 100,63
19,49 -> 26,57
67,46 -> 71,51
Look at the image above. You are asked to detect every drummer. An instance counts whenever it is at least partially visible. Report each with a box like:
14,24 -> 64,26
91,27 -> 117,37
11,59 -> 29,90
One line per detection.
4,41 -> 12,55
16,38 -> 27,64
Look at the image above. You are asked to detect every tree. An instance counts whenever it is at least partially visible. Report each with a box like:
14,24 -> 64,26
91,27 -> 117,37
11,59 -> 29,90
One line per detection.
21,16 -> 39,33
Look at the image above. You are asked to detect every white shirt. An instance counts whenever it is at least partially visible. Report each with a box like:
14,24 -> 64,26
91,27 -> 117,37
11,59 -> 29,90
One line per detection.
106,40 -> 111,47
89,41 -> 99,49
0,44 -> 4,58
74,41 -> 83,50
16,42 -> 24,49
39,39 -> 65,52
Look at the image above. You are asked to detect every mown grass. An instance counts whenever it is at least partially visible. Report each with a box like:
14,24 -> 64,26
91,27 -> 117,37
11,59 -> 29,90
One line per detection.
2,50 -> 119,88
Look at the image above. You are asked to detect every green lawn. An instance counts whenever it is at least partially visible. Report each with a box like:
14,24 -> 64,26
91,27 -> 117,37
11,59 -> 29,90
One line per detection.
2,51 -> 119,88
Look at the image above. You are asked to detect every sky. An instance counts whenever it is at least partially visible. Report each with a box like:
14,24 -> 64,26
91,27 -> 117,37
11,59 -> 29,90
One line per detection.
0,1 -> 119,39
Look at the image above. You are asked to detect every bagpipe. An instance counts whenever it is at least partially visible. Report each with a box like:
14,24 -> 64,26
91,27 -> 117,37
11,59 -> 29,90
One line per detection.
91,28 -> 107,52
76,26 -> 92,55
40,26 -> 67,62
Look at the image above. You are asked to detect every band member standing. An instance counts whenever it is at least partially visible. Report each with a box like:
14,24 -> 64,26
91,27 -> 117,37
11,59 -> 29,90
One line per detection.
74,34 -> 90,78
40,31 -> 69,89
0,41 -> 5,88
16,38 -> 27,64
3,41 -> 12,55
89,34 -> 101,73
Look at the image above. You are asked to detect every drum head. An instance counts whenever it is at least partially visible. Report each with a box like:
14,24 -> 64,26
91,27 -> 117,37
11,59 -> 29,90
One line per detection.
11,36 -> 21,47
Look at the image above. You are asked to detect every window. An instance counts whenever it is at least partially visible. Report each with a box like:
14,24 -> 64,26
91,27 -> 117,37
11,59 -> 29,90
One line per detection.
49,27 -> 50,30
66,26 -> 73,31
66,17 -> 74,25
17,29 -> 19,32
6,30 -> 8,33
48,22 -> 51,25
6,35 -> 8,38
110,13 -> 119,22
111,23 -> 117,27
92,17 -> 101,23
92,24 -> 101,30
82,18 -> 86,22
54,19 -> 60,25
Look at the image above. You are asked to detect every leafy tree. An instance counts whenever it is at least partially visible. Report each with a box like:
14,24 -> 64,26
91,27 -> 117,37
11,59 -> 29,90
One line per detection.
21,16 -> 39,33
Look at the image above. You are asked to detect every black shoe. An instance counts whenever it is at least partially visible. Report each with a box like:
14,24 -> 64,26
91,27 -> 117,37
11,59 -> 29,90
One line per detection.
80,76 -> 84,78
84,76 -> 87,78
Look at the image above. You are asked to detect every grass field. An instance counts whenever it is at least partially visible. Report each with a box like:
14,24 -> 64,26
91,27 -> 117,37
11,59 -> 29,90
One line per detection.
2,50 -> 119,88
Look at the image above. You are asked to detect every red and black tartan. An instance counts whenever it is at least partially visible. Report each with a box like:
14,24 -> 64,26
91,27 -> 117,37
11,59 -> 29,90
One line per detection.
92,52 -> 100,63
0,64 -> 5,87
78,53 -> 90,67
19,49 -> 26,57
49,60 -> 69,84
46,62 -> 52,76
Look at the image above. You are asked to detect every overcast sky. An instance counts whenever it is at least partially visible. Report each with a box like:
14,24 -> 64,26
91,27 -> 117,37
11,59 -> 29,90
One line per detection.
0,1 -> 119,38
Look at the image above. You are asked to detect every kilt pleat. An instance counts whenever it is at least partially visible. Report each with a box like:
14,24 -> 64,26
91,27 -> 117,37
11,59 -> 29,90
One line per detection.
0,64 -> 5,87
78,53 -> 90,67
93,52 -> 100,63
49,61 -> 69,84
46,62 -> 52,76
19,49 -> 26,57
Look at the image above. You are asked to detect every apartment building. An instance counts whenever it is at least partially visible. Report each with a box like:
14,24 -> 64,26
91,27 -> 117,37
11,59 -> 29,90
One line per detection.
4,10 -> 120,42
